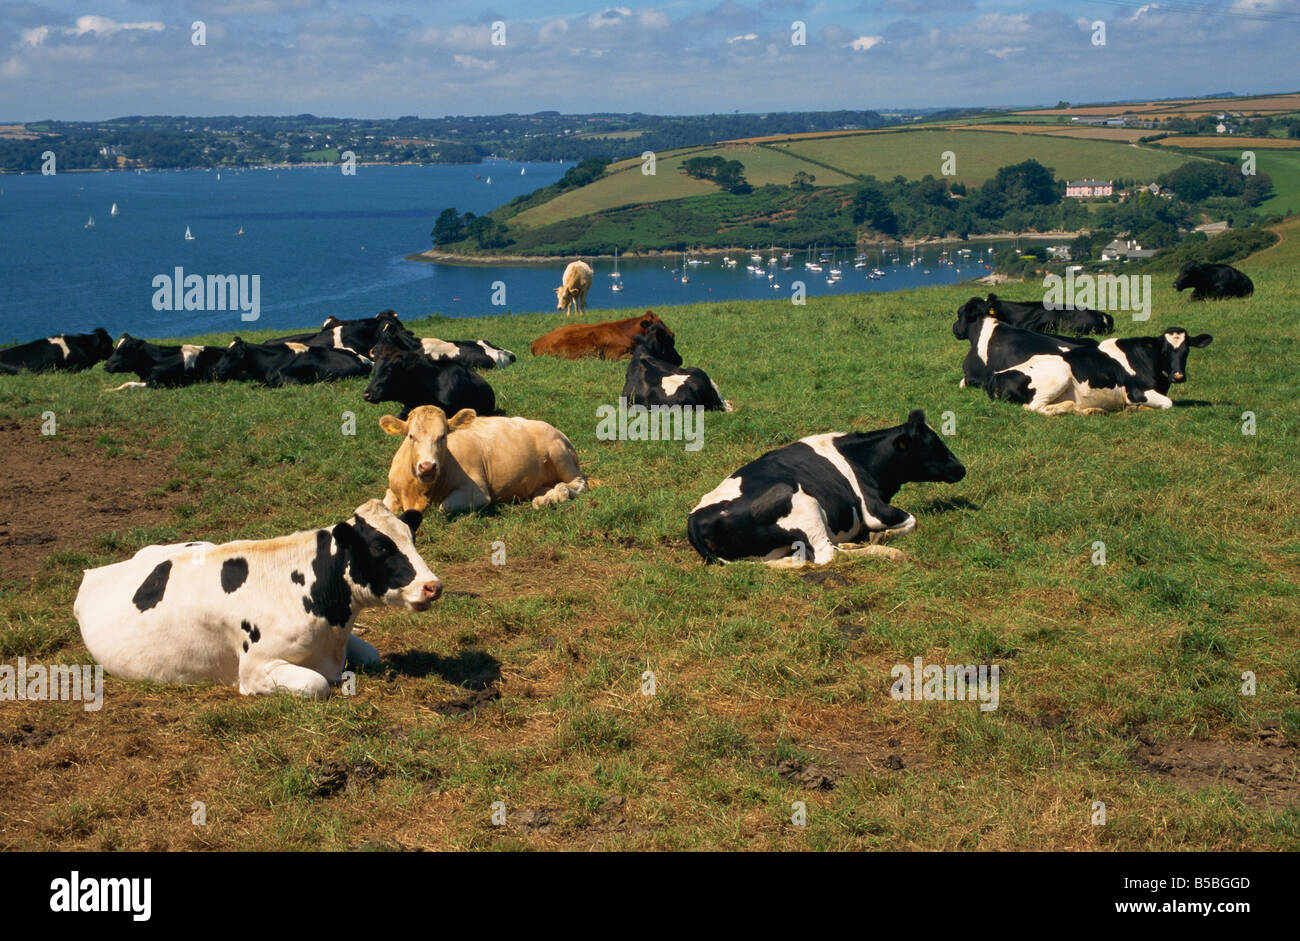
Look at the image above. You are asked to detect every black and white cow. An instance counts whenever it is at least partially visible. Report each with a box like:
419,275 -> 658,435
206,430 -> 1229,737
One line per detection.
1173,261 -> 1253,301
687,410 -> 965,566
622,323 -> 732,412
73,500 -> 441,698
310,310 -> 412,355
363,348 -> 496,420
214,337 -> 371,386
953,306 -> 1097,391
103,335 -> 226,389
985,327 -> 1213,415
370,319 -> 516,370
956,294 -> 1114,336
0,328 -> 114,375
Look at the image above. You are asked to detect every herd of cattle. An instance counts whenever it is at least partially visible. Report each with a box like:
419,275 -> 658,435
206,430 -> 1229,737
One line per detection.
1,257 -> 1252,696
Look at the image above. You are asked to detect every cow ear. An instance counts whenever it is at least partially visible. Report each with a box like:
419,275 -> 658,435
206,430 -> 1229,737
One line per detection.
907,409 -> 927,430
332,521 -> 357,549
379,415 -> 407,436
1190,333 -> 1213,347
448,408 -> 477,429
399,510 -> 423,533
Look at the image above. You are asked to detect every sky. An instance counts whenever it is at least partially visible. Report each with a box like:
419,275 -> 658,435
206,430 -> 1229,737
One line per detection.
1,0 -> 1298,121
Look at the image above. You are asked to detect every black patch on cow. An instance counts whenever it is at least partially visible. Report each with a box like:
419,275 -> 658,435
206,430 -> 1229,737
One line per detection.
221,557 -> 249,593
242,641 -> 249,652
291,570 -> 305,585
240,619 -> 261,644
303,529 -> 353,628
131,560 -> 172,611
340,515 -> 417,598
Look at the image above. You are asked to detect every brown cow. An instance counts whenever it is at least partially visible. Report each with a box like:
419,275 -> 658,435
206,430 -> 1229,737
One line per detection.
530,311 -> 671,360
380,406 -> 587,514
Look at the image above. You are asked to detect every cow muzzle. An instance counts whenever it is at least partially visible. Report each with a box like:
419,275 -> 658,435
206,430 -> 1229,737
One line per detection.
406,579 -> 442,611
1171,372 -> 1186,383
416,460 -> 438,482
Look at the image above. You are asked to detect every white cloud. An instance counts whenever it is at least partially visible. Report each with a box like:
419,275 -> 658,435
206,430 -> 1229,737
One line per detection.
728,33 -> 758,43
1128,4 -> 1160,22
987,46 -> 1024,58
20,16 -> 164,46
850,35 -> 883,50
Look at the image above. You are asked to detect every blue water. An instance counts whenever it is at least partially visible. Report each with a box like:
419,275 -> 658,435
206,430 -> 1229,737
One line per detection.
0,162 -> 1017,343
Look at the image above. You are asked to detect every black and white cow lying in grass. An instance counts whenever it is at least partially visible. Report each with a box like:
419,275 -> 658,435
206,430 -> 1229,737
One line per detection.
73,500 -> 441,699
622,323 -> 732,412
687,410 -> 965,566
371,318 -> 516,370
1173,261 -> 1253,301
955,306 -> 1212,415
956,294 -> 1113,336
103,334 -> 227,389
0,328 -> 113,375
214,337 -> 372,386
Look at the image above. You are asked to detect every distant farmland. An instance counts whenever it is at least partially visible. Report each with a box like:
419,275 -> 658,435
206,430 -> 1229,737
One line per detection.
509,128 -> 1202,230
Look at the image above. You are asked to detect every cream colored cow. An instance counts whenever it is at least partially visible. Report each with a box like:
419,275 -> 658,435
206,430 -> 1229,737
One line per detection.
381,406 -> 587,514
555,260 -> 594,316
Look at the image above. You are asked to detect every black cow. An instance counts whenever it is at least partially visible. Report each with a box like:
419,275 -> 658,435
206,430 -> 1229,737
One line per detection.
1173,262 -> 1253,301
622,323 -> 730,412
956,294 -> 1113,336
214,337 -> 371,386
103,335 -> 225,388
362,348 -> 495,420
686,409 -> 965,566
0,328 -> 113,375
370,319 -> 516,370
983,326 -> 1212,415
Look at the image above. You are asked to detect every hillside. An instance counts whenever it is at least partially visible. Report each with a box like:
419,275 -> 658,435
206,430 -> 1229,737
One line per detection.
3,219 -> 1297,851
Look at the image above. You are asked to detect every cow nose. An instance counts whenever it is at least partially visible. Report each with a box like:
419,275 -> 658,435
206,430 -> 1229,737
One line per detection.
1172,372 -> 1186,382
417,460 -> 435,476
422,580 -> 441,602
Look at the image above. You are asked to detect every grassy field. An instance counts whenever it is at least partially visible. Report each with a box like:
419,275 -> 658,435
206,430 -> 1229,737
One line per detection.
512,145 -> 851,229
1,220 -> 1298,851
1166,148 -> 1300,216
772,129 -> 1200,186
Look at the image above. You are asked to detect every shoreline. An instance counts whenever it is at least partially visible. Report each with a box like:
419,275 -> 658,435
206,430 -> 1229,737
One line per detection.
408,231 -> 1083,266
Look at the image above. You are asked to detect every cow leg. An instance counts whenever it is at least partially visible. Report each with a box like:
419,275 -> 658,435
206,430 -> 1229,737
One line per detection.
1134,390 -> 1174,410
836,543 -> 908,562
1041,400 -> 1080,416
345,634 -> 382,669
439,487 -> 491,515
532,441 -> 588,507
106,381 -> 149,391
762,489 -> 836,566
241,658 -> 331,699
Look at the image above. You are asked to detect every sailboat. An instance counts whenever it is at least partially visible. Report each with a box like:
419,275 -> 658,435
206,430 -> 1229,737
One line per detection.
84,216 -> 95,229
184,226 -> 196,241
485,176 -> 492,184
610,248 -> 624,292
110,203 -> 119,217
520,167 -> 526,175
235,226 -> 245,237
680,252 -> 689,284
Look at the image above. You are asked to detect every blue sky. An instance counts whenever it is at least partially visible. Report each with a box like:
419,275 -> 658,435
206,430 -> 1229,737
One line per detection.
1,1 -> 1297,120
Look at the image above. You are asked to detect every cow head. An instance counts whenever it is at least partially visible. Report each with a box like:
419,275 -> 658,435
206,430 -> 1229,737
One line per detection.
379,405 -> 476,485
213,337 -> 251,382
1173,262 -> 1204,292
103,335 -> 145,373
638,311 -> 671,336
893,409 -> 967,484
335,499 -> 441,611
953,297 -> 989,340
91,328 -> 114,358
363,348 -> 421,404
634,322 -> 682,365
1062,306 -> 1114,335
369,318 -> 422,359
555,285 -> 575,310
1150,328 -> 1212,385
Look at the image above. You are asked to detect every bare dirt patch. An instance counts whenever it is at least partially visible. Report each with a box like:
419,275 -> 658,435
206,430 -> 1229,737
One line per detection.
0,420 -> 180,583
1132,728 -> 1299,810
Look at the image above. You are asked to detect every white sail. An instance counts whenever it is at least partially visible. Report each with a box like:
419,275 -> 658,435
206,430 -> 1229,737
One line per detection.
110,203 -> 118,216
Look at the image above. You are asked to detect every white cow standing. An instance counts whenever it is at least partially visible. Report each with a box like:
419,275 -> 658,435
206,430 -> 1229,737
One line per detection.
555,260 -> 594,316
74,500 -> 441,699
